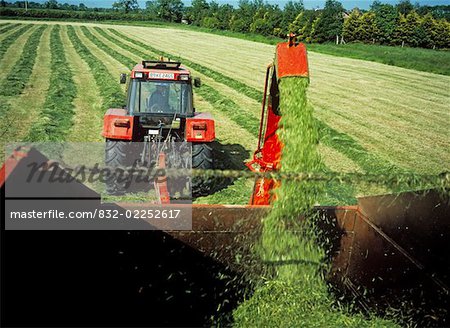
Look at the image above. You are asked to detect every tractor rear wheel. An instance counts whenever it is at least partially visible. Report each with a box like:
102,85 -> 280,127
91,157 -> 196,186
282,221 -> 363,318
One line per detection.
192,143 -> 214,197
105,139 -> 132,195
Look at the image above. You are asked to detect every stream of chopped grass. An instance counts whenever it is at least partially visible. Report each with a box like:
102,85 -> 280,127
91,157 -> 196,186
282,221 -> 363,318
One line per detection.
233,77 -> 399,327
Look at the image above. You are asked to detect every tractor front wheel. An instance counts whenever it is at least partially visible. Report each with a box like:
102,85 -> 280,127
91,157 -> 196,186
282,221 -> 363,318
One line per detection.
105,139 -> 132,195
192,143 -> 214,197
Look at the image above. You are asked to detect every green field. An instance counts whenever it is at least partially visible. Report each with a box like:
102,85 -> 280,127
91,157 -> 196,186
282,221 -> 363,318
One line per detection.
0,20 -> 449,205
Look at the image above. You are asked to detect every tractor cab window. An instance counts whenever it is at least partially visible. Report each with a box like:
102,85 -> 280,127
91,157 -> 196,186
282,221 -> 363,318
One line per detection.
128,80 -> 193,115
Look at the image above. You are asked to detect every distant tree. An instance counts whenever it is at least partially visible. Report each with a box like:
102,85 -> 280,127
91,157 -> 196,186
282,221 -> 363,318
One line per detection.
418,13 -> 437,48
434,18 -> 450,48
79,3 -> 87,10
235,0 -> 262,32
397,0 -> 414,16
155,0 -> 183,22
202,16 -> 220,29
370,0 -> 382,11
419,13 -> 437,48
372,3 -> 398,44
404,10 -> 422,46
45,0 -> 59,9
186,0 -> 209,25
282,1 -> 304,34
112,0 -> 138,13
228,15 -> 245,32
0,0 -> 6,8
249,4 -> 282,36
358,11 -> 378,43
393,13 -> 408,45
342,8 -> 361,42
311,0 -> 344,43
216,4 -> 233,29
289,10 -> 318,41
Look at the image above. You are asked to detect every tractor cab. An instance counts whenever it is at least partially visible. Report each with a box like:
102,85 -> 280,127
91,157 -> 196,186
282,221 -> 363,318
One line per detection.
102,59 -> 215,197
124,61 -> 200,117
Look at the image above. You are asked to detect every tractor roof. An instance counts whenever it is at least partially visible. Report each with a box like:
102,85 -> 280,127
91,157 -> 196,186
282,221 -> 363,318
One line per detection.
133,60 -> 190,74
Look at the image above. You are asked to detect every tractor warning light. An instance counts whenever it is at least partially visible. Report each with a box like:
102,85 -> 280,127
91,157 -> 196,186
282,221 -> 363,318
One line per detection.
134,72 -> 144,79
179,74 -> 189,81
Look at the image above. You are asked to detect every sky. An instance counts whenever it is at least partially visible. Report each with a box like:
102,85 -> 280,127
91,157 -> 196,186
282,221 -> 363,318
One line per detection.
30,0 -> 450,10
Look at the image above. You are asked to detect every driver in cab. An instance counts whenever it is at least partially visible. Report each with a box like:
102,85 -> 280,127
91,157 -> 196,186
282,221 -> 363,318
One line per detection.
147,84 -> 170,112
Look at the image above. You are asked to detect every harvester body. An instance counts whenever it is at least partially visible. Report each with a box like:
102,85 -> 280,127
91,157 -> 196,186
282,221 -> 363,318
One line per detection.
247,35 -> 309,205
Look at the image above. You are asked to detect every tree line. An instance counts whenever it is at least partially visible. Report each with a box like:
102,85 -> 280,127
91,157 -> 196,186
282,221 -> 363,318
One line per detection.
1,0 -> 449,49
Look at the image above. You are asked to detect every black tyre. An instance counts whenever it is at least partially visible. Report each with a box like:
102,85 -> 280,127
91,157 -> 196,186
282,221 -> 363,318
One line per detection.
192,143 -> 214,197
105,139 -> 132,195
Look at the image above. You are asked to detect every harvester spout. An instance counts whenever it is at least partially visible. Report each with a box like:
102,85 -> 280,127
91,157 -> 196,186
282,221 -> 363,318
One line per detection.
246,35 -> 310,205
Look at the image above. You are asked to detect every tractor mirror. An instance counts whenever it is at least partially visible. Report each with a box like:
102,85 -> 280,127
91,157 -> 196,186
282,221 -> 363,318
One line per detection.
120,73 -> 127,84
194,77 -> 201,88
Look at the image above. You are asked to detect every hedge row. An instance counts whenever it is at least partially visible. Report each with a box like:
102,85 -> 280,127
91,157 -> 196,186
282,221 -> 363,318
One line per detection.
26,25 -> 76,141
1,25 -> 46,96
0,7 -> 155,21
66,26 -> 124,109
0,24 -> 33,61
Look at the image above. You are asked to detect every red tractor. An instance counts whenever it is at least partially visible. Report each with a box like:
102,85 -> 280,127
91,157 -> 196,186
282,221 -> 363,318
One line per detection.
102,60 -> 215,197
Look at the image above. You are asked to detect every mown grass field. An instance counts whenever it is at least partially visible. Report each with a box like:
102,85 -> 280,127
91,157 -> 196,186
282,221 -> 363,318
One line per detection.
1,20 -> 449,205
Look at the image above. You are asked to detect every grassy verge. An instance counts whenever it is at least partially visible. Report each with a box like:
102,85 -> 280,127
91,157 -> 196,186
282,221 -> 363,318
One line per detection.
0,25 -> 46,96
308,42 -> 450,76
67,26 -> 124,109
26,25 -> 76,141
0,24 -> 32,61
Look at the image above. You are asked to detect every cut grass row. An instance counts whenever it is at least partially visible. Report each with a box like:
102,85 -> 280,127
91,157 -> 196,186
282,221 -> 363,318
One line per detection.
0,25 -> 46,97
1,26 -> 52,144
26,25 -> 76,141
0,23 -> 18,34
60,26 -> 103,142
67,26 -> 124,109
0,24 -> 33,61
80,26 -> 135,69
